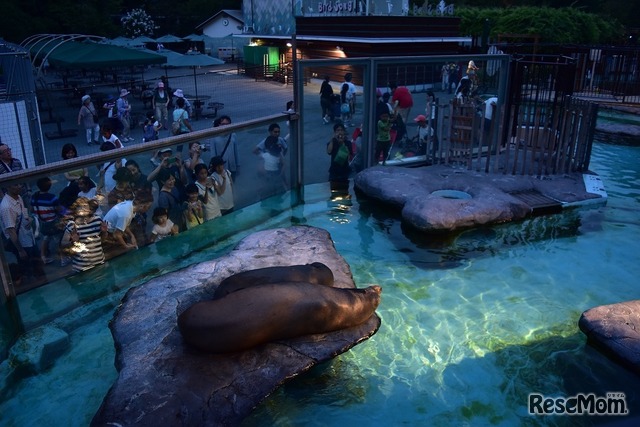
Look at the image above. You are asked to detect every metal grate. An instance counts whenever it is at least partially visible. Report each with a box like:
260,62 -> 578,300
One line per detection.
509,189 -> 563,216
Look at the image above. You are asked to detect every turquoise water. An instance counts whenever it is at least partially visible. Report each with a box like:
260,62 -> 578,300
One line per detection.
1,141 -> 640,426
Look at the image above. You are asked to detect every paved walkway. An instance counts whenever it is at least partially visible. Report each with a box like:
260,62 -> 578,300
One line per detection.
36,66 -> 434,209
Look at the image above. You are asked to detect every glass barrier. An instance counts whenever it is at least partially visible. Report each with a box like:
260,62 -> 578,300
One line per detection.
0,114 -> 299,352
1,53 -> 511,357
296,54 -> 509,179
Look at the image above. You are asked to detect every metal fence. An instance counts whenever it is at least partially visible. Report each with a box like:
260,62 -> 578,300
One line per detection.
0,40 -> 45,167
495,43 -> 640,105
423,54 -> 599,176
0,51 -> 601,358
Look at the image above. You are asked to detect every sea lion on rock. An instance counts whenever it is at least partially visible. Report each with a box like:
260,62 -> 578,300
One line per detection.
178,282 -> 382,353
213,262 -> 335,299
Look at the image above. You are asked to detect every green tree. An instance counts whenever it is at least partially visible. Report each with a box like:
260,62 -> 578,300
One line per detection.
0,0 -> 123,42
121,8 -> 157,37
412,0 -> 637,30
457,6 -> 624,44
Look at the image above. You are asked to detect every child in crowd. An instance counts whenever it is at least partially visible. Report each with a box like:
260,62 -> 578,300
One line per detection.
30,176 -> 62,264
77,176 -> 104,218
194,163 -> 221,221
150,207 -> 178,242
375,111 -> 392,165
142,112 -> 162,143
107,167 -> 135,209
209,156 -> 234,215
182,183 -> 204,230
101,123 -> 124,148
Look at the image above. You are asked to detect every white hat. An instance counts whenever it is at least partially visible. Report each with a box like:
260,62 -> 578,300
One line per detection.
120,89 -> 130,97
159,147 -> 173,154
81,95 -> 91,103
173,89 -> 184,98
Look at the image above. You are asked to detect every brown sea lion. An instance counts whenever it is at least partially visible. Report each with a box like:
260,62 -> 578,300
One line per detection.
178,282 -> 382,353
213,262 -> 335,299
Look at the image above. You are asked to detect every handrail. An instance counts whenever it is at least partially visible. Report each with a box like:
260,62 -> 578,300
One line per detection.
0,113 -> 291,186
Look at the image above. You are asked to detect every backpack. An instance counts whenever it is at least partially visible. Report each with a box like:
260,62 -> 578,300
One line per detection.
172,110 -> 186,135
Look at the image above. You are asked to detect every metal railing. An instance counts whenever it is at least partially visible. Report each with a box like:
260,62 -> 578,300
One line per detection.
0,113 -> 297,357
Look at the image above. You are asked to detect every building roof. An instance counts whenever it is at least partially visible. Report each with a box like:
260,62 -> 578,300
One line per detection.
233,34 -> 471,45
196,9 -> 244,30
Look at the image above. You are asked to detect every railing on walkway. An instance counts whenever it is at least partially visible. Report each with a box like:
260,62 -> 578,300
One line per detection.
0,113 -> 298,358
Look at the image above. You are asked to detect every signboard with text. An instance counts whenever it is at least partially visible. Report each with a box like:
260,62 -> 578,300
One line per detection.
296,0 -> 455,17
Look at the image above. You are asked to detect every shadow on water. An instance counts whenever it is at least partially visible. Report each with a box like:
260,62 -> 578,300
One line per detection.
243,330 -> 640,426
354,191 -> 606,272
594,131 -> 640,147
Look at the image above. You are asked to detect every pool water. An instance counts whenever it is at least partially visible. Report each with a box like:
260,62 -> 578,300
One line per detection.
2,141 -> 640,426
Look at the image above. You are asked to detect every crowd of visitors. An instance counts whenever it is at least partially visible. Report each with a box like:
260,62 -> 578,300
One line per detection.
2,64 -> 495,288
0,102 -> 241,286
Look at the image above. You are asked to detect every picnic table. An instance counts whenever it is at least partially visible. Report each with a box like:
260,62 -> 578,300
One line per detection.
185,94 -> 212,120
206,101 -> 225,119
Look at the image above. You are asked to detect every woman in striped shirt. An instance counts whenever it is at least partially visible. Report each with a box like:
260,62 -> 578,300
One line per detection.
60,197 -> 106,272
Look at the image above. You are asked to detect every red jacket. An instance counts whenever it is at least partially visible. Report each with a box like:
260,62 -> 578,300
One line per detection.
392,86 -> 413,108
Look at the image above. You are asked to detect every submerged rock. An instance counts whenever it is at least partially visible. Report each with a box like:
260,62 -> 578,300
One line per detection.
92,226 -> 381,426
354,164 -> 603,233
579,300 -> 640,375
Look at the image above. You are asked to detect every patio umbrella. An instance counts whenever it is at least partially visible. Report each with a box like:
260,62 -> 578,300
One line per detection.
156,34 -> 183,43
45,41 -> 166,69
129,36 -> 156,48
152,48 -> 188,78
169,52 -> 224,100
132,35 -> 156,44
183,34 -> 206,42
109,36 -> 133,47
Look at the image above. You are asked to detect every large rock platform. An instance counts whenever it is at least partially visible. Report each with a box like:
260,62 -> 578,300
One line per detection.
91,226 -> 381,426
354,164 -> 603,232
579,300 -> 640,375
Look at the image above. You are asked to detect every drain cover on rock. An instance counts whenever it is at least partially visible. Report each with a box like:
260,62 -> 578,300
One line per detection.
431,190 -> 472,199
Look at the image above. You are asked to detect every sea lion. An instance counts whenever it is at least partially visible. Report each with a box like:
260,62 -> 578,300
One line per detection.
213,262 -> 335,299
178,282 -> 382,353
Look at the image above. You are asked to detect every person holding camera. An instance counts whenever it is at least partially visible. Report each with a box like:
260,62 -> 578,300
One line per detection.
183,141 -> 207,181
209,156 -> 234,216
148,147 -> 189,201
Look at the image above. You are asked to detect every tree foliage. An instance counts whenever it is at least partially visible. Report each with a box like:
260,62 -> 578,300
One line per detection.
0,1 -> 632,45
0,0 -> 240,43
121,8 -> 157,37
457,6 -> 625,45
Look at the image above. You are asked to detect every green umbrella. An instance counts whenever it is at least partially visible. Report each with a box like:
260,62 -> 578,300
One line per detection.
156,34 -> 183,43
169,52 -> 224,100
46,41 -> 166,69
131,35 -> 156,44
109,36 -> 133,47
183,34 -> 206,42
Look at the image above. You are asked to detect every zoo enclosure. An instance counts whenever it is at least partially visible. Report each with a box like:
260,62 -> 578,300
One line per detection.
1,52 -> 602,358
